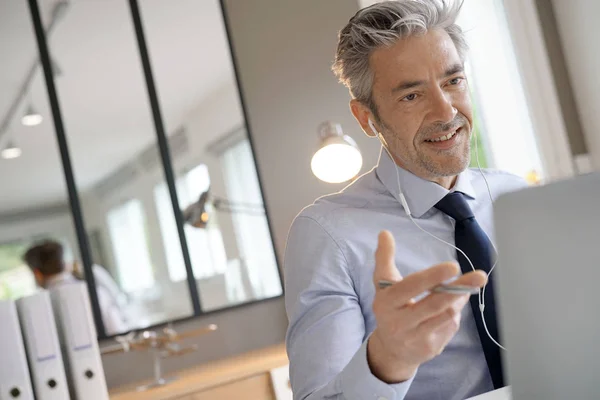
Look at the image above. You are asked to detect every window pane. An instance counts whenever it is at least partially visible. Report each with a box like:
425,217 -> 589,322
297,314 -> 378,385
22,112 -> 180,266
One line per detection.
469,90 -> 490,169
140,0 -> 283,311
106,199 -> 154,292
45,0 -> 195,335
0,1 -> 79,303
154,166 -> 229,282
459,0 -> 545,182
154,183 -> 187,282
221,139 -> 281,299
183,165 -> 228,280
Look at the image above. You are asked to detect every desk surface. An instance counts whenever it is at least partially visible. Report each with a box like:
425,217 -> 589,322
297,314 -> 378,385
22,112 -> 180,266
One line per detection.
109,344 -> 288,400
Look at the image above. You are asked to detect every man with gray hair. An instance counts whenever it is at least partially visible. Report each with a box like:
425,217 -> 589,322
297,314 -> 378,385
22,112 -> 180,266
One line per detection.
284,1 -> 526,399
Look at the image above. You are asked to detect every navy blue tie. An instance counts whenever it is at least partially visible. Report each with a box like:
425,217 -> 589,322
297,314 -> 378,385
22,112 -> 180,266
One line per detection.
435,192 -> 505,389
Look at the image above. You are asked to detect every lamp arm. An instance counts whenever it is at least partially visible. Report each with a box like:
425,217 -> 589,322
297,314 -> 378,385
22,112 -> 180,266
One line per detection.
212,197 -> 264,210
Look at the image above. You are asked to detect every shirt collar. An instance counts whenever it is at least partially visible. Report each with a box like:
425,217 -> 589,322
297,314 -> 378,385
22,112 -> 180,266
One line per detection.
44,271 -> 77,288
375,147 -> 477,218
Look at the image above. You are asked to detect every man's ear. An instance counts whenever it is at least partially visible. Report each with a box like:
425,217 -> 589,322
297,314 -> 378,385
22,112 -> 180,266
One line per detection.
350,99 -> 378,138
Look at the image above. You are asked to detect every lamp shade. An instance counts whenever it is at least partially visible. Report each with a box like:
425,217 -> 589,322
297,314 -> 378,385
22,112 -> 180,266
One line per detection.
311,122 -> 362,184
1,141 -> 22,159
182,190 -> 210,229
21,105 -> 43,126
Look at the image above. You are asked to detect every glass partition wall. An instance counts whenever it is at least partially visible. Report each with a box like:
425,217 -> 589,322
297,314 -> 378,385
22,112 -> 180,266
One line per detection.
0,0 -> 282,339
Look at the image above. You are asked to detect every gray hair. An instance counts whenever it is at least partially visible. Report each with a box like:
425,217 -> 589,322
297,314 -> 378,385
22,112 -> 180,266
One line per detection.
332,0 -> 467,119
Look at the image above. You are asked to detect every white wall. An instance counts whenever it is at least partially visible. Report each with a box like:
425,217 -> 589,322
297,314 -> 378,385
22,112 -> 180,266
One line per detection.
550,0 -> 600,170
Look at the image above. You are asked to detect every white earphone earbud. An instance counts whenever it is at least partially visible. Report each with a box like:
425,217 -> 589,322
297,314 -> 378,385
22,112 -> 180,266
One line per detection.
369,118 -> 391,152
368,118 -> 378,136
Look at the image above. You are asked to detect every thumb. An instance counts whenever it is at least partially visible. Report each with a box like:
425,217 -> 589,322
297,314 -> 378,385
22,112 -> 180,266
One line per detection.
373,230 -> 402,289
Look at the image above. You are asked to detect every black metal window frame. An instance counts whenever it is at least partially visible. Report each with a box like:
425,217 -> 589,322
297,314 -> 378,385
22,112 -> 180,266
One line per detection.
26,0 -> 284,340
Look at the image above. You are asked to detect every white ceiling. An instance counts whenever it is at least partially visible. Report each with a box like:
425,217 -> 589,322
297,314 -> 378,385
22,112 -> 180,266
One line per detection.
0,0 -> 235,215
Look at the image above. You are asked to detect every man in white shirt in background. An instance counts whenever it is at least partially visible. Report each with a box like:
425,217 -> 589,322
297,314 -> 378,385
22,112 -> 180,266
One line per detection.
284,1 -> 527,399
23,240 -> 128,336
72,260 -> 129,310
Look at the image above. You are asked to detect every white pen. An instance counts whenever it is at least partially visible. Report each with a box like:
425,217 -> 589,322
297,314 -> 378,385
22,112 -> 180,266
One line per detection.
378,280 -> 480,295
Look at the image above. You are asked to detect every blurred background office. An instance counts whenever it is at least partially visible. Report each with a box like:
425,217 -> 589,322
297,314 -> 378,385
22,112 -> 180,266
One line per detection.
0,0 -> 598,397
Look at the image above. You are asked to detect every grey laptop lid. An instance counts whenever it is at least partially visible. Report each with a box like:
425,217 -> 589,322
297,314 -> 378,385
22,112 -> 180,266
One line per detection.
494,172 -> 600,400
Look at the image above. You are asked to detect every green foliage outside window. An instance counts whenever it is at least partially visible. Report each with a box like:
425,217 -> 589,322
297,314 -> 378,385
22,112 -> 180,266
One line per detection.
469,92 -> 489,169
0,242 -> 29,273
0,241 -> 36,300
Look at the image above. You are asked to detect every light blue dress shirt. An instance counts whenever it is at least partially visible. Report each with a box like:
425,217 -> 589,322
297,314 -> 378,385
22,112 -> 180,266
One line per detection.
284,148 -> 527,400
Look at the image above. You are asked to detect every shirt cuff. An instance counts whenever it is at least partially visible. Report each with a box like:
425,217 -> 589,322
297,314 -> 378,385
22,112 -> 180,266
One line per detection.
339,336 -> 415,400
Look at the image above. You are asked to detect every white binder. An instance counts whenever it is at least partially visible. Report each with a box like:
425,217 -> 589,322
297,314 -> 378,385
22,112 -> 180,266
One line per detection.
17,291 -> 70,399
0,299 -> 34,400
50,282 -> 109,400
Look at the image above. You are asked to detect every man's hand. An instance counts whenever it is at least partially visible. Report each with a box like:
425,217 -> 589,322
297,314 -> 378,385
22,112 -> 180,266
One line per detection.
367,230 -> 487,383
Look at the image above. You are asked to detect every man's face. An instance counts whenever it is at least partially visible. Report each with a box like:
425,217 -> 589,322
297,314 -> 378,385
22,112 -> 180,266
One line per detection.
359,29 -> 473,181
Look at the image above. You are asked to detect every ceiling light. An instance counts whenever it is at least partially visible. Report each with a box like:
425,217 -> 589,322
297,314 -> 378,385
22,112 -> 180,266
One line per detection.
2,142 -> 22,160
311,122 -> 363,184
21,105 -> 43,126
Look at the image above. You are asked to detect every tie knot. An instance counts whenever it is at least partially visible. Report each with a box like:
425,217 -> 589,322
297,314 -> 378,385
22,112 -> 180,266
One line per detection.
434,192 -> 474,222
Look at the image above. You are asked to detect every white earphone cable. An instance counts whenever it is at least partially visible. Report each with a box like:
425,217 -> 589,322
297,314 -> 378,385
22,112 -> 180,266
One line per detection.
473,130 -> 505,350
375,120 -> 506,350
